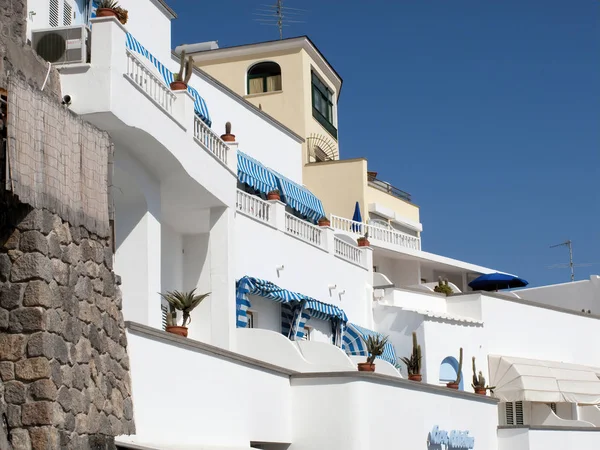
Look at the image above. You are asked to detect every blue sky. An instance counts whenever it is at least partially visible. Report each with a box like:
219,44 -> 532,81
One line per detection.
168,0 -> 600,287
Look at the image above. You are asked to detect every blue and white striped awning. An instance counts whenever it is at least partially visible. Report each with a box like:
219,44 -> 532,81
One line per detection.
237,151 -> 279,195
342,323 -> 397,365
276,175 -> 326,223
236,276 -> 347,343
124,33 -> 211,126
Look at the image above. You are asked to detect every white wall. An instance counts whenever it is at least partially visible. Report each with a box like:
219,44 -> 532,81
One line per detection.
374,255 -> 421,287
235,214 -> 372,327
498,427 -> 600,450
248,295 -> 282,333
161,223 -> 183,292
182,233 -> 211,341
518,276 -> 600,314
291,376 -> 498,450
126,329 -> 293,448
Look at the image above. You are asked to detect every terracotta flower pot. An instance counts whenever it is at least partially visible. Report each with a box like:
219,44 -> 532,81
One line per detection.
96,8 -> 118,18
220,133 -> 236,142
170,81 -> 187,91
357,362 -> 375,372
408,374 -> 422,382
474,387 -> 487,395
446,382 -> 459,389
267,191 -> 280,201
357,237 -> 370,247
166,326 -> 188,337
318,218 -> 331,227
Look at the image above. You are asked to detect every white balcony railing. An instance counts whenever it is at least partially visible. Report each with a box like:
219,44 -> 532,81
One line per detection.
330,215 -> 421,251
194,116 -> 229,165
334,237 -> 363,266
285,213 -> 323,248
125,50 -> 176,115
236,189 -> 271,224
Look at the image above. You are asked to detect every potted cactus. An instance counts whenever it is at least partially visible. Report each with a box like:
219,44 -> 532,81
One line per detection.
318,216 -> 331,227
267,189 -> 281,201
171,50 -> 193,91
357,335 -> 389,372
221,122 -> 236,142
357,232 -> 370,247
471,357 -> 495,395
446,348 -> 463,389
159,289 -> 210,337
96,0 -> 128,24
434,277 -> 454,296
401,332 -> 422,381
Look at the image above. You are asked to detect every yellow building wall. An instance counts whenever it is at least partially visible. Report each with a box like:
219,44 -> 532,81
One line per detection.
195,50 -> 307,140
365,185 -> 421,224
303,159 -> 367,219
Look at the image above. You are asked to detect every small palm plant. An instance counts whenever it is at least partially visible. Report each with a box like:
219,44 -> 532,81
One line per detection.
357,334 -> 389,372
159,289 -> 210,337
401,332 -> 422,381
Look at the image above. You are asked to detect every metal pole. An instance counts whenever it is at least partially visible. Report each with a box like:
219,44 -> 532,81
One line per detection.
568,240 -> 574,282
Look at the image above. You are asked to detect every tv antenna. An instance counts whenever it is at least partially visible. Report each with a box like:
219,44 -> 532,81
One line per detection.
548,240 -> 585,282
253,1 -> 307,40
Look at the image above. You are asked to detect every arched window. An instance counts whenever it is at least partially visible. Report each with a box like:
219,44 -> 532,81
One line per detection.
440,356 -> 464,390
247,62 -> 282,95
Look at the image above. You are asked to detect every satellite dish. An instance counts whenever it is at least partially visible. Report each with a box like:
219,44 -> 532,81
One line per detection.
36,33 -> 66,63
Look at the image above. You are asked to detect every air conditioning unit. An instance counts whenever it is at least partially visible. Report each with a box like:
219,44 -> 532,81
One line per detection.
31,25 -> 89,66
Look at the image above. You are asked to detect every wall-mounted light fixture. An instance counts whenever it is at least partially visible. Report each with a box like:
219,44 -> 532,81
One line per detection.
338,289 -> 346,300
276,265 -> 285,277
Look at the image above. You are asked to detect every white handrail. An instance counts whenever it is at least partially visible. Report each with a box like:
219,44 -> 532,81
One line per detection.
125,50 -> 175,114
330,215 -> 421,250
334,237 -> 363,265
194,116 -> 229,165
285,213 -> 323,248
236,189 -> 271,224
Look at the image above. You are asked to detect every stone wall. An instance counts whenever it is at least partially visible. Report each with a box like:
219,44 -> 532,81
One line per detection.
0,205 -> 134,450
0,0 -> 61,99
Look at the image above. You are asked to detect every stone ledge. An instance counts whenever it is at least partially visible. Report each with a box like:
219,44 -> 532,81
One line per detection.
498,425 -> 600,432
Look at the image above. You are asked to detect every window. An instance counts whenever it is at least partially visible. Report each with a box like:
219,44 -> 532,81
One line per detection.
549,402 -> 557,414
311,71 -> 337,139
247,62 -> 282,95
63,1 -> 72,25
247,311 -> 255,329
505,401 -> 524,425
49,0 -> 59,27
301,326 -> 312,341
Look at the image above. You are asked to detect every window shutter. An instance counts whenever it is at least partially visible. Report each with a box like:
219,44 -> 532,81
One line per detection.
63,1 -> 72,26
515,401 -> 524,425
505,402 -> 514,425
49,0 -> 59,27
549,403 -> 557,414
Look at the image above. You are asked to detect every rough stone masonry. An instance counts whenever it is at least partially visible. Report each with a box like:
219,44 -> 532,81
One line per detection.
0,206 -> 135,450
0,0 -> 134,448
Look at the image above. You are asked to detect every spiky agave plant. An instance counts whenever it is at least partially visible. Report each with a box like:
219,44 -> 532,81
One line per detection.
159,289 -> 210,327
365,335 -> 389,364
97,0 -> 119,8
400,332 -> 422,376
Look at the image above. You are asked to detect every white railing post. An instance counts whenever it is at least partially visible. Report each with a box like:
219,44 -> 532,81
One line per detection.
362,246 -> 373,271
322,225 -> 335,253
269,200 -> 286,232
172,89 -> 195,131
90,17 -> 126,71
224,142 -> 238,174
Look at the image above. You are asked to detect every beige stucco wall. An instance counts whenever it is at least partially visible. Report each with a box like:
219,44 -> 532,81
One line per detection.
366,185 -> 420,223
194,46 -> 339,166
303,159 -> 367,218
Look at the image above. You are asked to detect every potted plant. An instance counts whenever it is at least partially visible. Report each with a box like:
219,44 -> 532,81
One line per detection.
471,357 -> 495,395
96,0 -> 128,24
220,121 -> 236,142
159,289 -> 210,337
401,332 -> 422,381
357,335 -> 389,372
171,50 -> 193,91
357,232 -> 370,247
267,189 -> 280,201
318,216 -> 331,227
446,348 -> 463,389
434,277 -> 454,296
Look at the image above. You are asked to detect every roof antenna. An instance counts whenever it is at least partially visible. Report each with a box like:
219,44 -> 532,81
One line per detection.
253,0 -> 307,40
549,240 -> 575,282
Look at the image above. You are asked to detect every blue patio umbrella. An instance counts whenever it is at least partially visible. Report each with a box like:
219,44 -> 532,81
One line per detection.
468,273 -> 529,292
351,201 -> 362,232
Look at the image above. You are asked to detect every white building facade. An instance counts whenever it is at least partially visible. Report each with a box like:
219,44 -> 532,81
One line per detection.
25,1 -> 600,449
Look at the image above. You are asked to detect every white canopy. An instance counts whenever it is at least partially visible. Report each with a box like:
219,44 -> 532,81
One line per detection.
489,355 -> 600,405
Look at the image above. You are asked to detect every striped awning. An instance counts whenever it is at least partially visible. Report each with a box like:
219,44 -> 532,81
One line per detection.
237,151 -> 279,195
342,323 -> 397,365
124,33 -> 211,126
236,276 -> 347,344
276,175 -> 326,223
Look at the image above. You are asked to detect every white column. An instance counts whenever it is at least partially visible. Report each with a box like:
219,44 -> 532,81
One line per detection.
172,89 -> 195,131
146,208 -> 162,329
225,142 -> 239,174
208,207 -> 236,349
268,199 -> 286,231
